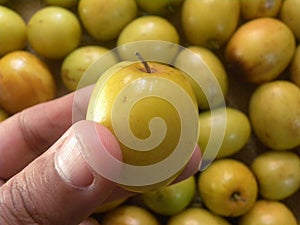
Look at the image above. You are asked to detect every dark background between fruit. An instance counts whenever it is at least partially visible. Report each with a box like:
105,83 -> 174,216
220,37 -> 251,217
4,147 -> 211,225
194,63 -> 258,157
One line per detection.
6,0 -> 299,224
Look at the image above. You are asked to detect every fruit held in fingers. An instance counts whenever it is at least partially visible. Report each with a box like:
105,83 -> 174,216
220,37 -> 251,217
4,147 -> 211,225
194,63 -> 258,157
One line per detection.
86,56 -> 198,192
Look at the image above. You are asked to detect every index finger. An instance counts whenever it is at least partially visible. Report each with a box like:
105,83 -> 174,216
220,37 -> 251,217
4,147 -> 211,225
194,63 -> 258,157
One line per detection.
0,84 -> 94,180
0,92 -> 73,179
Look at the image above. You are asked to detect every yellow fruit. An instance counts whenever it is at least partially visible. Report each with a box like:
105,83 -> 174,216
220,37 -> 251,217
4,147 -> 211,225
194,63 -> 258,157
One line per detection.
86,61 -> 198,192
27,6 -> 82,59
181,0 -> 240,49
0,6 -> 26,56
225,18 -> 296,83
290,44 -> 300,87
198,159 -> 258,217
175,46 -> 228,109
249,80 -> 300,150
239,200 -> 298,225
78,0 -> 137,41
167,208 -> 231,225
117,15 -> 179,46
198,107 -> 251,159
280,0 -> 300,41
102,205 -> 159,225
251,151 -> 300,200
240,0 -> 282,20
0,51 -> 56,114
61,46 -> 111,91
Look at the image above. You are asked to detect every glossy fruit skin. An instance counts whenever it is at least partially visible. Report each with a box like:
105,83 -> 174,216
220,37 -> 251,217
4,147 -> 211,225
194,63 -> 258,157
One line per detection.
0,51 -> 56,114
249,80 -> 300,150
251,151 -> 300,200
27,6 -> 81,59
175,46 -> 228,109
61,46 -> 110,91
290,44 -> 300,87
181,0 -> 239,49
280,0 -> 300,41
142,176 -> 196,216
198,159 -> 258,217
87,61 -> 197,192
239,200 -> 298,225
167,207 -> 231,225
0,6 -> 26,56
225,18 -> 296,83
78,0 -> 137,41
117,15 -> 179,46
198,107 -> 251,159
240,0 -> 282,20
136,0 -> 183,15
101,205 -> 159,225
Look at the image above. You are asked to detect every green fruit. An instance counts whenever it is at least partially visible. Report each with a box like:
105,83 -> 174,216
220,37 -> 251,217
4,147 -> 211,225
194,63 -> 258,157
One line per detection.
251,151 -> 300,200
102,205 -> 159,225
198,159 -> 258,217
136,0 -> 183,15
290,44 -> 300,87
225,18 -> 296,83
78,0 -> 137,41
167,207 -> 231,225
117,15 -> 179,46
142,176 -> 196,216
249,80 -> 300,150
0,6 -> 26,56
27,6 -> 81,59
61,46 -> 111,91
239,200 -> 298,225
181,0 -> 240,49
198,107 -> 251,159
240,0 -> 282,20
175,46 -> 228,109
86,61 -> 198,192
280,0 -> 300,41
0,51 -> 56,114
45,0 -> 78,8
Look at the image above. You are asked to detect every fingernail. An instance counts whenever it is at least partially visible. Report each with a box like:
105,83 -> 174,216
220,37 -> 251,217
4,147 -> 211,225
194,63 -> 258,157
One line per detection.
55,130 -> 94,189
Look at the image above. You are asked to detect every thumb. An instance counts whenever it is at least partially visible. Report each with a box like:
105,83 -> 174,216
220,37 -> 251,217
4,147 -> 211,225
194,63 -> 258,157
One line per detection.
0,120 -> 123,225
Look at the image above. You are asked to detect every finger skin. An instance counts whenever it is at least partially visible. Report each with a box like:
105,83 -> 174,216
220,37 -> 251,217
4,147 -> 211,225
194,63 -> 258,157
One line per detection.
0,121 -> 120,225
0,92 -> 73,179
0,86 -> 93,180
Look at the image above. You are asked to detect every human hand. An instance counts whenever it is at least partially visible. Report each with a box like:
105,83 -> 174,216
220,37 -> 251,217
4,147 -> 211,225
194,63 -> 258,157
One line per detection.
0,90 -> 201,225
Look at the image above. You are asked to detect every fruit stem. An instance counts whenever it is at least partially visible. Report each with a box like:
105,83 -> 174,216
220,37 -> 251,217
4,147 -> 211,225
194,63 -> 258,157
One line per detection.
135,52 -> 152,73
231,192 -> 246,202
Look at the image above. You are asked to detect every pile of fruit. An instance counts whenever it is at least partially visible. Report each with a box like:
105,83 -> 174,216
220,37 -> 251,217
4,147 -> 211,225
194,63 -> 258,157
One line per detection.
0,0 -> 299,224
